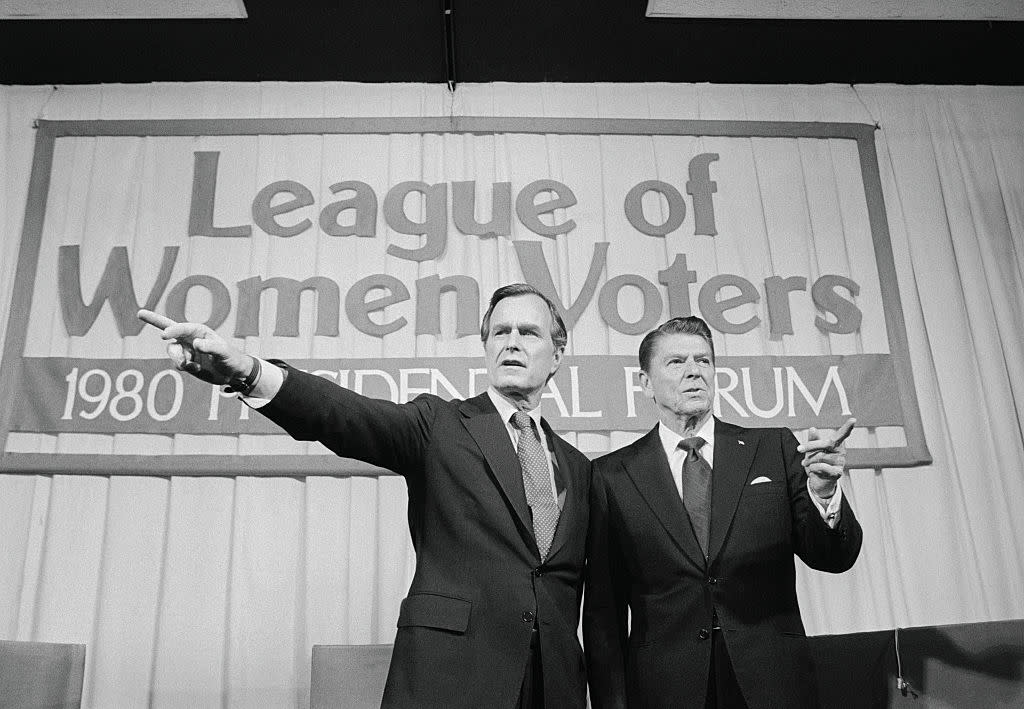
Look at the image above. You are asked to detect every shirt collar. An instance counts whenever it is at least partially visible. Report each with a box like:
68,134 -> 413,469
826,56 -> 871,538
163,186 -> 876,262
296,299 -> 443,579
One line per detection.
487,387 -> 543,428
657,415 -> 715,460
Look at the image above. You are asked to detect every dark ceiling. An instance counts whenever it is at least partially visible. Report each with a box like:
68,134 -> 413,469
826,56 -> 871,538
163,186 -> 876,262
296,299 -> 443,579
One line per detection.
1,0 -> 1021,86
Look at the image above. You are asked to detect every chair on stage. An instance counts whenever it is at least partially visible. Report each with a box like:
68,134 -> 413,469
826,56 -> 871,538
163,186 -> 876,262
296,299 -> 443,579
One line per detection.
310,644 -> 392,709
0,640 -> 86,709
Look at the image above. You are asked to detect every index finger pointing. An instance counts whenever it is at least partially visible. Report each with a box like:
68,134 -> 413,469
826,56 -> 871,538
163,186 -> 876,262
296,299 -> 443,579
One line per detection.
830,417 -> 857,448
137,309 -> 178,331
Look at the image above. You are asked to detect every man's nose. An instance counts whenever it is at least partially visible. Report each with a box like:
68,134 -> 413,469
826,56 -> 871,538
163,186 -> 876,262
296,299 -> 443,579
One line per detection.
683,359 -> 700,375
505,330 -> 522,349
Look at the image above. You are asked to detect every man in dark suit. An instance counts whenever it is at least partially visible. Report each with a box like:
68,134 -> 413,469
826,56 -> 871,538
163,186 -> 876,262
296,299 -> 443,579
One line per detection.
139,283 -> 591,709
584,316 -> 862,709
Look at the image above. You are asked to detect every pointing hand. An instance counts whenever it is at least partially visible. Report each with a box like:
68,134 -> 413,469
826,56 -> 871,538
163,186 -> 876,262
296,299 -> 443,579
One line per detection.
137,309 -> 252,386
797,417 -> 855,499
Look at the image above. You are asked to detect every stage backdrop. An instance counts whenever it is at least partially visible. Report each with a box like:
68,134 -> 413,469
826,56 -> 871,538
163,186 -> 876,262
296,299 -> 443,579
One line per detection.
0,82 -> 1022,708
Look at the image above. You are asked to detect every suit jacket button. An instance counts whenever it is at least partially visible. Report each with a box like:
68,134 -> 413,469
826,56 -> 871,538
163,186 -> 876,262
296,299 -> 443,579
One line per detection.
533,567 -> 544,577
707,576 -> 717,585
522,610 -> 536,623
698,628 -> 710,640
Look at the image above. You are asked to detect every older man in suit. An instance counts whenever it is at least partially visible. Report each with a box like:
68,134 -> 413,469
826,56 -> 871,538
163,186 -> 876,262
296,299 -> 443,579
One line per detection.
584,315 -> 862,709
140,283 -> 591,709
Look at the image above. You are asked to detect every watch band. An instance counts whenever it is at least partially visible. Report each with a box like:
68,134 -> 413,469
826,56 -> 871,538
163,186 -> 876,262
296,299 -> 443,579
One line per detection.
225,356 -> 262,395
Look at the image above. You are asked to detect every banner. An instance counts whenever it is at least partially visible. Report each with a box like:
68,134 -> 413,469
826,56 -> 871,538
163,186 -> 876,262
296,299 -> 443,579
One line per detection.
0,117 -> 930,473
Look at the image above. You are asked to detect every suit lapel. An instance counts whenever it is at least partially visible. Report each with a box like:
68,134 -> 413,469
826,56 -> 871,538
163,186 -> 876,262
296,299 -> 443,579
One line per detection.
708,418 -> 759,563
460,395 -> 534,544
624,427 -> 706,568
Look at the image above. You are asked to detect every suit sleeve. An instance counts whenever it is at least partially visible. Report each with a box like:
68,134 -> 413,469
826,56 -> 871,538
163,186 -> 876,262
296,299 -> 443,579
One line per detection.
783,428 -> 863,573
258,362 -> 435,478
583,463 -> 629,709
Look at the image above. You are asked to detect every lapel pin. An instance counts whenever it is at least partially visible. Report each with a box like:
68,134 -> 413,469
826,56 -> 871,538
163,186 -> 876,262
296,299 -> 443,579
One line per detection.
738,440 -> 745,445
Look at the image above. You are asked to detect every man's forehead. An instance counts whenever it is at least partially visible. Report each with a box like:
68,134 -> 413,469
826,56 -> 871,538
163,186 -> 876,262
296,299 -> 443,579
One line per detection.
491,294 -> 550,324
654,333 -> 713,357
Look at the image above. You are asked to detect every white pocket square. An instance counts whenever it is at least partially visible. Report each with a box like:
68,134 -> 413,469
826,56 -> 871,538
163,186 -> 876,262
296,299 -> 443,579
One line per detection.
749,476 -> 773,485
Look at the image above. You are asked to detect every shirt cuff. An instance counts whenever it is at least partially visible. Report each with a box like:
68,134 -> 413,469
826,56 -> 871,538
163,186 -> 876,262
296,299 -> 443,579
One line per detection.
808,480 -> 843,529
236,358 -> 283,408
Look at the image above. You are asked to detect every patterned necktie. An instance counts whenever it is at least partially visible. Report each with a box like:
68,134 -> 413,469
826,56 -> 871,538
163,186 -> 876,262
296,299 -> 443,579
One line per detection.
511,411 -> 560,561
679,436 -> 712,557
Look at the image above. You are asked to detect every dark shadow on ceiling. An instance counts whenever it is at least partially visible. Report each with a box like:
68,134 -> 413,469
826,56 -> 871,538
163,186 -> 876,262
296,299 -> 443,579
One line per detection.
1,0 -> 1022,85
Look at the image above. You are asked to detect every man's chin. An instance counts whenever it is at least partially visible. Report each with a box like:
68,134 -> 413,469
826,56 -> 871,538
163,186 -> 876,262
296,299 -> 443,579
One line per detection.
493,379 -> 538,399
679,404 -> 712,420
494,379 -> 525,393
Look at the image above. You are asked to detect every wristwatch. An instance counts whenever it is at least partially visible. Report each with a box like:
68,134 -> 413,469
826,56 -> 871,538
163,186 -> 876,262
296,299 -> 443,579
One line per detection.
225,357 -> 262,395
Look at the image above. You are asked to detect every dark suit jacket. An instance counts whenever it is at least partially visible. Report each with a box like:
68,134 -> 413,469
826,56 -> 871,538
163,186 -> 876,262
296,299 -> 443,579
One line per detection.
583,418 -> 862,709
260,365 -> 591,709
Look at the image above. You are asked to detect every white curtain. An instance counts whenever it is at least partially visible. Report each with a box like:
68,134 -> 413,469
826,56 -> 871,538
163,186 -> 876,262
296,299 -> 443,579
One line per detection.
1,82 -> 1022,708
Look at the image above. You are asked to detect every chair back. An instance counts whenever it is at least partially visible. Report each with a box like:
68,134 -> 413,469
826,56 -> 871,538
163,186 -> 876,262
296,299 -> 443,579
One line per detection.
0,640 -> 86,709
310,643 -> 392,709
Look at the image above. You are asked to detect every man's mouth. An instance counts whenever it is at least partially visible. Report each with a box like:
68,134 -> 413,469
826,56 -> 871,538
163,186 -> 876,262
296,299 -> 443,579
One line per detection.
500,359 -> 526,368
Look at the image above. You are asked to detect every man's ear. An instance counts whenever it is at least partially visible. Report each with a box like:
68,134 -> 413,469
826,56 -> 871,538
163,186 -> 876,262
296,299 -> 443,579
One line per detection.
551,347 -> 564,371
639,370 -> 654,399
545,347 -> 564,383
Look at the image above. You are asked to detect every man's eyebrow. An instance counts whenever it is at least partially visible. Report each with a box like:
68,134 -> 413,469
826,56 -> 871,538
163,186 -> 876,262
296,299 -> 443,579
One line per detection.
663,351 -> 711,359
